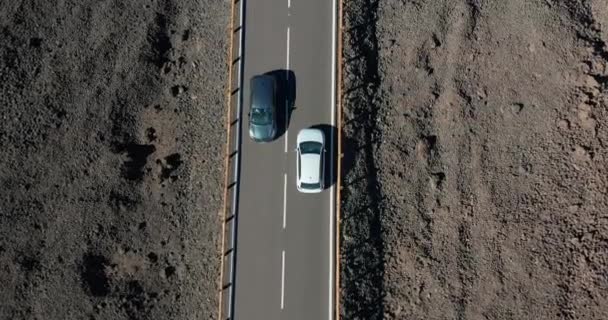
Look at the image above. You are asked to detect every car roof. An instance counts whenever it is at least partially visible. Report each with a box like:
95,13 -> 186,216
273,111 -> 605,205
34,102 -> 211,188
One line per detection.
250,75 -> 275,110
300,153 -> 321,184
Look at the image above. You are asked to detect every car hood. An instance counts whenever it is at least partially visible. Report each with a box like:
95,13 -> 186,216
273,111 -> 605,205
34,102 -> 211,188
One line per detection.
296,128 -> 324,145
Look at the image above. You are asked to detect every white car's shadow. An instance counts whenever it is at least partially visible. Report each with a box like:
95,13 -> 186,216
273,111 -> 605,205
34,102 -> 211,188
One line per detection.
310,124 -> 338,190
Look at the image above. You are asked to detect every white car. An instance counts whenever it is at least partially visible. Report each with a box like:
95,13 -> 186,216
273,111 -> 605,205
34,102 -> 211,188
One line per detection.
296,128 -> 325,193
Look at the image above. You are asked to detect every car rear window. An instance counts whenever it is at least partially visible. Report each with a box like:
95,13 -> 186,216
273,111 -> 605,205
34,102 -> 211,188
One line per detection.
301,182 -> 321,190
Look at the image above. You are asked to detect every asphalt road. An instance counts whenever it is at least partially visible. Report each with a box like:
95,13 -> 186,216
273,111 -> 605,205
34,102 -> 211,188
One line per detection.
233,0 -> 336,319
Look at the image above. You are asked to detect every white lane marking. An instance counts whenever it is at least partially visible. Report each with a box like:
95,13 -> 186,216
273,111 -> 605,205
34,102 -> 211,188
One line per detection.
288,0 -> 291,9
283,174 -> 287,229
286,28 -> 290,70
329,0 -> 337,317
281,250 -> 286,310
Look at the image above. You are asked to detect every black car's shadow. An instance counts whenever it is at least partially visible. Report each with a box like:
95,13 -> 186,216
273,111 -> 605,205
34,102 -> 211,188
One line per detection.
310,124 -> 338,190
265,69 -> 296,139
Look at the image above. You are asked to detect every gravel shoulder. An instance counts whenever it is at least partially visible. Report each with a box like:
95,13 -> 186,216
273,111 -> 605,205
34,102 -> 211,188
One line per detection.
0,1 -> 228,319
341,0 -> 608,319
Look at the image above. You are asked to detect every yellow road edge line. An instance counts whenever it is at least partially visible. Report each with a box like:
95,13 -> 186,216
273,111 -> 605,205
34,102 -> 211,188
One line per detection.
218,0 -> 236,318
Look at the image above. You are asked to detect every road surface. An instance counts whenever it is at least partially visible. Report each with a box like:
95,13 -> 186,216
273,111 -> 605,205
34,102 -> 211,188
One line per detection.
232,0 -> 337,319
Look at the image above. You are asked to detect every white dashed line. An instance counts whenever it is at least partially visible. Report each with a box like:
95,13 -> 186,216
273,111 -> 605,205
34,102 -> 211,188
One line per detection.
283,174 -> 287,229
281,250 -> 286,310
286,28 -> 290,70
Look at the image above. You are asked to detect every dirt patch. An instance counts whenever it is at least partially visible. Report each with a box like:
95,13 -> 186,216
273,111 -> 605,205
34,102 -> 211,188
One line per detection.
0,1 -> 227,319
341,0 -> 608,319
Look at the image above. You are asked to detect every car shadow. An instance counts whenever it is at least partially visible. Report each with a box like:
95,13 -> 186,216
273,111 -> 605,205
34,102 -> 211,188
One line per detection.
265,69 -> 296,139
310,124 -> 338,190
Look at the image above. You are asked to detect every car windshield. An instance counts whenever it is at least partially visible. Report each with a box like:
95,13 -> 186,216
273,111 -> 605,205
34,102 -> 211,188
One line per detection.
301,182 -> 321,190
299,141 -> 322,154
250,108 -> 272,125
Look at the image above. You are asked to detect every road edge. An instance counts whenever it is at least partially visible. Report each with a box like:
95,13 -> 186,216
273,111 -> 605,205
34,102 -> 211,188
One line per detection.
218,0 -> 235,317
219,0 -> 243,319
335,0 -> 343,317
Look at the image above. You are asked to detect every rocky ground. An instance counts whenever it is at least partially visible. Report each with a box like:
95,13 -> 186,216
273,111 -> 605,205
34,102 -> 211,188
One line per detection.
341,0 -> 608,319
0,1 -> 227,319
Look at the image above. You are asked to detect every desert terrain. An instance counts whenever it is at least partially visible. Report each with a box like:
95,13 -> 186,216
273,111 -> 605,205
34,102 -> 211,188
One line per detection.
0,1 -> 227,319
341,0 -> 608,319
